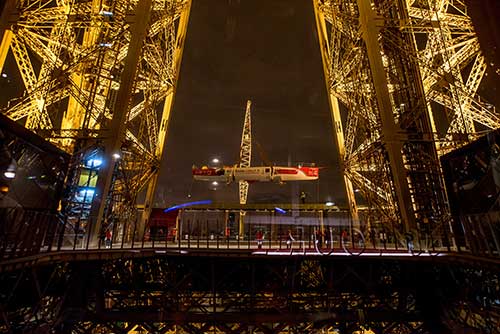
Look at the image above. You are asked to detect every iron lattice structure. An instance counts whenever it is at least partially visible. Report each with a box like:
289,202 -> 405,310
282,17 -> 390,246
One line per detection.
313,0 -> 498,231
0,0 -> 191,241
0,255 -> 498,334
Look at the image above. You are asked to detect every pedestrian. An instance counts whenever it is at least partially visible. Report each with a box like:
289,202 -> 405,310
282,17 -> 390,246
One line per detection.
341,229 -> 348,247
300,191 -> 307,204
256,230 -> 263,249
324,227 -> 331,248
286,229 -> 295,249
315,229 -> 323,249
379,230 -> 387,249
105,229 -> 112,248
369,227 -> 376,248
405,231 -> 414,253
171,227 -> 177,242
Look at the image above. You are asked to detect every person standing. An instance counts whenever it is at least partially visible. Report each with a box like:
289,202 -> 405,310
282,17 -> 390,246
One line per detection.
315,229 -> 323,249
341,229 -> 348,247
324,227 -> 331,248
379,230 -> 387,249
105,229 -> 112,249
300,191 -> 307,204
405,232 -> 414,253
286,229 -> 295,249
256,230 -> 263,249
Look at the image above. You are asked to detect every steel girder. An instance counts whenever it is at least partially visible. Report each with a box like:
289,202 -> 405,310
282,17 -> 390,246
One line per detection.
1,256 -> 498,334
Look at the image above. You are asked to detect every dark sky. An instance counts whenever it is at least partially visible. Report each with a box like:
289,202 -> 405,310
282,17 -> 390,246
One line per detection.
154,0 -> 344,207
465,0 -> 500,107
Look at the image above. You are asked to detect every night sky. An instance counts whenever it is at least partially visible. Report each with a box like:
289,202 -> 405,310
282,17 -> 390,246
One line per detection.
154,0 -> 344,207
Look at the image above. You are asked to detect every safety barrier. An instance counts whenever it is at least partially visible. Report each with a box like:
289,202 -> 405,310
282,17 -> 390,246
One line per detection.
1,207 -> 499,260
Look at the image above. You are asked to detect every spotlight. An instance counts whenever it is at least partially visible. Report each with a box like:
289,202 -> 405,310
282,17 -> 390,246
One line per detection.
112,153 -> 121,159
325,201 -> 335,206
3,171 -> 15,179
2,161 -> 17,179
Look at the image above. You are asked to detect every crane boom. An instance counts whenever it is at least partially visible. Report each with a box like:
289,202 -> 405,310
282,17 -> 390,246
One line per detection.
239,100 -> 252,205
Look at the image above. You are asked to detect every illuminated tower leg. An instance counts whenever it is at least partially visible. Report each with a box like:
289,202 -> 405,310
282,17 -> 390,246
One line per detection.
137,3 -> 192,242
313,1 -> 359,226
89,0 -> 154,245
356,0 -> 416,231
0,0 -> 15,71
0,31 -> 12,73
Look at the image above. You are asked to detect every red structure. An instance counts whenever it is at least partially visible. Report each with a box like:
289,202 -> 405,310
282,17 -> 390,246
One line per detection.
147,208 -> 178,241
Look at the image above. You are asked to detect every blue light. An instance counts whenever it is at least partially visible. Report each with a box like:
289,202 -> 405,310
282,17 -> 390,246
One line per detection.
78,188 -> 95,198
274,207 -> 287,214
86,158 -> 103,168
164,200 -> 212,213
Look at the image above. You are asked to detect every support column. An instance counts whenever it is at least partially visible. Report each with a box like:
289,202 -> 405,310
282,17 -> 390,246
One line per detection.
137,1 -> 191,241
239,211 -> 245,240
312,0 -> 359,226
0,0 -> 16,72
0,31 -> 12,73
270,210 -> 277,241
224,209 -> 229,238
356,0 -> 415,231
319,209 -> 325,245
89,0 -> 153,245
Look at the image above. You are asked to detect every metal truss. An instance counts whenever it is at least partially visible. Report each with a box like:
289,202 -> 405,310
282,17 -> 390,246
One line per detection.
313,0 -> 497,231
238,100 -> 252,206
0,0 -> 192,242
1,256 -> 498,334
238,100 -> 252,236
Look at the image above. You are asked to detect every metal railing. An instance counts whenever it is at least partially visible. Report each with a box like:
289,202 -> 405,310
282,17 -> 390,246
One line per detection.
1,207 -> 499,261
